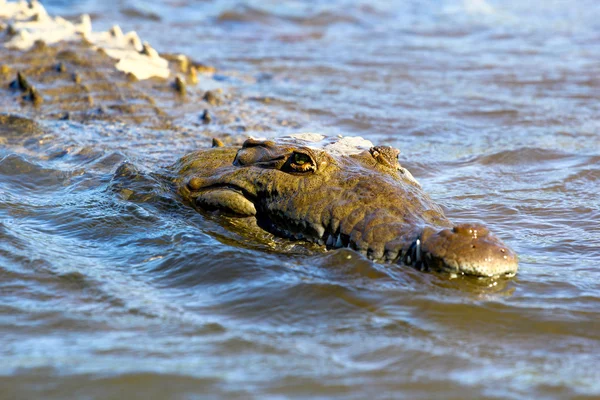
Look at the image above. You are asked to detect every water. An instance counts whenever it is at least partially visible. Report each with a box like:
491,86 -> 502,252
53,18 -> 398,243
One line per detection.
1,0 -> 600,398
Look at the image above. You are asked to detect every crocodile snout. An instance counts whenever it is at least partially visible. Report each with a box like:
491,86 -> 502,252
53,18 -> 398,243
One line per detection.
419,223 -> 518,277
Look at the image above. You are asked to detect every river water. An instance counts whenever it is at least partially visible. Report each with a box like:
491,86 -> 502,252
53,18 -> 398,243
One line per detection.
1,0 -> 599,399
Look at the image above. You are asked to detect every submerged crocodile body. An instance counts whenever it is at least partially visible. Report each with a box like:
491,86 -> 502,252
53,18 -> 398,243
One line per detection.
1,2 -> 517,278
172,134 -> 518,277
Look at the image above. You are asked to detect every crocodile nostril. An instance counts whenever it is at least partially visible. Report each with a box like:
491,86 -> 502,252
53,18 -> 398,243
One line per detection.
471,245 -> 476,249
500,248 -> 506,253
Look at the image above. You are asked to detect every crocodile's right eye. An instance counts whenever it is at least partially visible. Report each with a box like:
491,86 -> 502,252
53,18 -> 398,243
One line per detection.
284,151 -> 316,173
294,153 -> 310,165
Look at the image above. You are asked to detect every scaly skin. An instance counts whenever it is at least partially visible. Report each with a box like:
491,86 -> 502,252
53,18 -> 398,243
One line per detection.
171,137 -> 518,277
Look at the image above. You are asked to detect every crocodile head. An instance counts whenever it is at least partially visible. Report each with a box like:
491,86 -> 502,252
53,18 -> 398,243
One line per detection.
174,134 -> 518,278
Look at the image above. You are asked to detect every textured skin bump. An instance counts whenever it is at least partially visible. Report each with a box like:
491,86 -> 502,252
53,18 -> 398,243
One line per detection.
195,189 -> 256,216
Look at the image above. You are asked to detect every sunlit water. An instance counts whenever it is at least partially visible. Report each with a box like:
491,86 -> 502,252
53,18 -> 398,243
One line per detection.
1,0 -> 599,398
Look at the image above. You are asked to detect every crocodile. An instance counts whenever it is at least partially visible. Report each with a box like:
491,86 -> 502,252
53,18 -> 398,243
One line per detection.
172,134 -> 518,278
1,2 -> 518,277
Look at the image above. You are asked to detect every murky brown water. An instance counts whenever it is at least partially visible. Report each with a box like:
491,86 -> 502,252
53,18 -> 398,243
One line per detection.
1,0 -> 600,399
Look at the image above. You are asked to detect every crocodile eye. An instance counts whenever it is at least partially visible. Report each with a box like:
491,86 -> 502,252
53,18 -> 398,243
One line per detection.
285,151 -> 316,173
294,153 -> 310,165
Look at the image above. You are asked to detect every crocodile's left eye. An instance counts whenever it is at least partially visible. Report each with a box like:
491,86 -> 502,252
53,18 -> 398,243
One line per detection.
285,151 -> 316,173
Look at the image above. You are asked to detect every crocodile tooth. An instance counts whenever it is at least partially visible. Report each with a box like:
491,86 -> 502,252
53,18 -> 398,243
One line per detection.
415,239 -> 421,263
335,234 -> 343,248
314,225 -> 325,239
406,255 -> 412,265
326,235 -> 334,247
